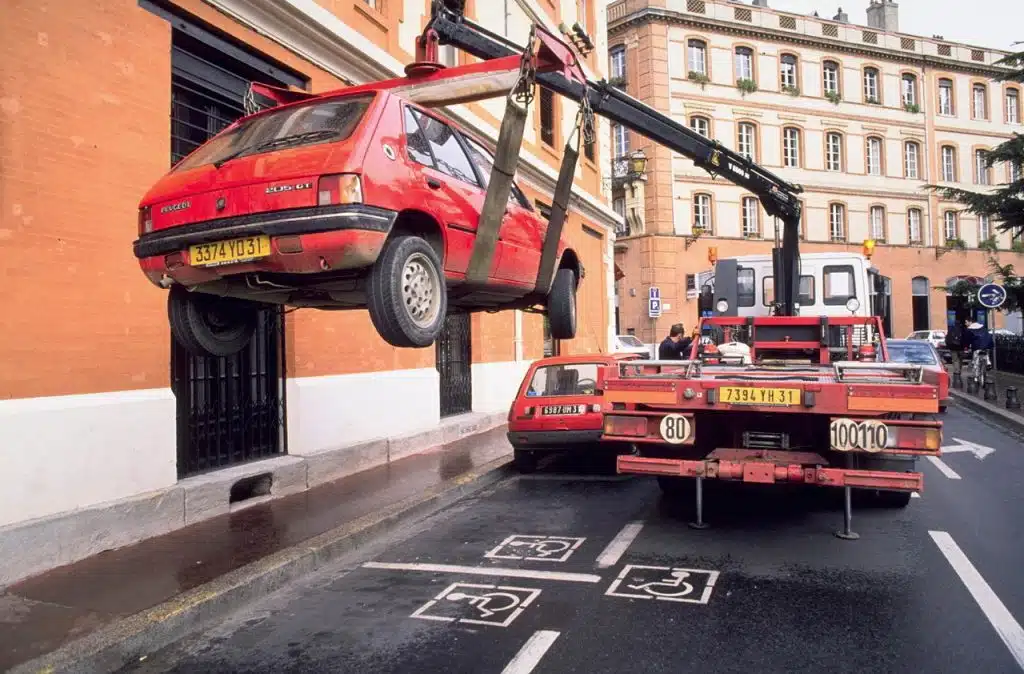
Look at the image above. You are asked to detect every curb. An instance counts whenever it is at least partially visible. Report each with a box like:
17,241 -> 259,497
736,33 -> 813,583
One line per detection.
10,456 -> 514,674
950,389 -> 1024,434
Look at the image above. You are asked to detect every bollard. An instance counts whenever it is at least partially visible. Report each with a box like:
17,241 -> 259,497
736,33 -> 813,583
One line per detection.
952,371 -> 963,389
1003,385 -> 1019,407
984,380 -> 998,402
966,376 -> 979,395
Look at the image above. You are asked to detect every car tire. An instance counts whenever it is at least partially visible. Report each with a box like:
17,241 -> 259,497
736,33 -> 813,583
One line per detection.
167,285 -> 259,358
547,267 -> 577,340
513,449 -> 538,473
939,405 -> 947,414
367,235 -> 447,348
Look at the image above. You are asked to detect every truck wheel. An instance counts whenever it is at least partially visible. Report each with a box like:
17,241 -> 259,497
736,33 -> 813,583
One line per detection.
168,285 -> 259,358
513,449 -> 538,473
367,235 -> 447,348
547,268 -> 577,340
875,490 -> 913,508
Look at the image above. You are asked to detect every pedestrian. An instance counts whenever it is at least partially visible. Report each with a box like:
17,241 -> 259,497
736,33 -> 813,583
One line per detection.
945,318 -> 967,374
658,323 -> 693,360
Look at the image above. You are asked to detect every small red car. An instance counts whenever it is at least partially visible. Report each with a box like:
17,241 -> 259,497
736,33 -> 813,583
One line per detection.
887,339 -> 950,412
507,353 -> 641,472
135,75 -> 581,356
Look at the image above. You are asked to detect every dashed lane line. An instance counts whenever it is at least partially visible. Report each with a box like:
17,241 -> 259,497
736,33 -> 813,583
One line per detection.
500,630 -> 561,674
361,562 -> 602,583
595,521 -> 645,569
927,456 -> 963,480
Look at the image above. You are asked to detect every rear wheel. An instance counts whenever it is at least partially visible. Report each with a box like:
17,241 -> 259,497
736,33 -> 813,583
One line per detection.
547,268 -> 577,340
874,490 -> 913,508
367,235 -> 447,348
167,285 -> 259,357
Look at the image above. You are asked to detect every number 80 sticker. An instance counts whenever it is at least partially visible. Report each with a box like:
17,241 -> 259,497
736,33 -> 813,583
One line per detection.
659,414 -> 692,445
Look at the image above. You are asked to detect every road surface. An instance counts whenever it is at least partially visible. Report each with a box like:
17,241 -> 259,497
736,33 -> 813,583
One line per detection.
124,406 -> 1024,674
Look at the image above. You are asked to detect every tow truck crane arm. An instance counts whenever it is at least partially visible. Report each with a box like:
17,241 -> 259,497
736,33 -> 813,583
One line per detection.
422,2 -> 806,315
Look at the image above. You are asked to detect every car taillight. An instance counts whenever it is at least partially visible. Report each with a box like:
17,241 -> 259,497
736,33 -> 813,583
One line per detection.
604,415 -> 648,437
318,174 -> 362,205
590,403 -> 602,413
138,206 -> 152,235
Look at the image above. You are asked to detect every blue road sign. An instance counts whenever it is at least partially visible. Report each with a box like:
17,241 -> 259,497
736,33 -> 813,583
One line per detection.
649,287 -> 660,300
977,283 -> 1007,309
649,297 -> 662,318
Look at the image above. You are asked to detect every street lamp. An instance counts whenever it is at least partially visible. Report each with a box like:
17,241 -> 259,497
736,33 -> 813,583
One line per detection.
628,149 -> 648,177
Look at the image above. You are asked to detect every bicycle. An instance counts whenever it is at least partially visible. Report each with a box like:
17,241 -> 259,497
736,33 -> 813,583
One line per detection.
970,348 -> 991,389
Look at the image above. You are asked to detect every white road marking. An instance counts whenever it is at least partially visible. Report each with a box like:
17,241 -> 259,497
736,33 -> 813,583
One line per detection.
485,535 -> 586,563
605,564 -> 720,604
911,492 -> 921,498
596,521 -> 645,569
501,630 -> 561,674
362,561 -> 602,583
927,455 -> 962,480
941,438 -> 996,460
410,582 -> 541,627
929,531 -> 1024,670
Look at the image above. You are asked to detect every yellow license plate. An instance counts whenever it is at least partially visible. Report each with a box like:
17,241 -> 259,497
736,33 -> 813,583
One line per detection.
720,386 -> 801,406
189,235 -> 271,267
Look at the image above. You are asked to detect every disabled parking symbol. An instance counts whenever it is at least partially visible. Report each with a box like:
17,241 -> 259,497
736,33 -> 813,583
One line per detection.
605,564 -> 719,604
485,534 -> 586,562
410,582 -> 542,627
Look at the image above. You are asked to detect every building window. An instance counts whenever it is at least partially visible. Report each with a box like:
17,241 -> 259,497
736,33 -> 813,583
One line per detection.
944,211 -> 959,242
829,203 -> 846,242
822,60 -> 840,95
863,67 -> 880,103
540,87 -> 555,146
866,136 -> 883,176
826,132 -> 843,172
908,208 -> 923,244
938,78 -> 954,115
1011,160 -> 1022,183
911,276 -> 930,331
870,205 -> 886,241
688,39 -> 707,75
742,197 -> 759,236
975,149 -> 990,185
783,126 -> 800,168
737,122 -> 756,161
735,46 -> 754,81
694,193 -> 712,233
690,115 -> 710,138
941,145 -> 957,182
1007,88 -> 1021,124
610,46 -> 626,80
904,141 -> 920,179
979,214 -> 991,241
972,83 -> 988,119
901,73 -> 918,107
613,123 -> 628,158
780,53 -> 798,90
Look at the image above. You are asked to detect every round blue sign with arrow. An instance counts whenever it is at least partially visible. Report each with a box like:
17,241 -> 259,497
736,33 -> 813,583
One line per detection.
977,283 -> 1007,309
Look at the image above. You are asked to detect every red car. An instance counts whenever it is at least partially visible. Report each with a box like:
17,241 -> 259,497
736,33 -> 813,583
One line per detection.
887,339 -> 951,413
507,353 -> 641,472
134,74 -> 581,356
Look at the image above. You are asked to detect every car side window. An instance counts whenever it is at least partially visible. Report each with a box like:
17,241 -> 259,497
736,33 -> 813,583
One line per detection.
410,109 -> 479,186
403,107 -> 434,168
462,135 -> 531,209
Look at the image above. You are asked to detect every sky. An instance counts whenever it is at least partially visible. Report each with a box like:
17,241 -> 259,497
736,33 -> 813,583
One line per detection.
766,0 -> 1021,51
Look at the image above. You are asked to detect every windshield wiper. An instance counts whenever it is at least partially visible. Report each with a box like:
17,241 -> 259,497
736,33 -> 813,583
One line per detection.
212,130 -> 339,169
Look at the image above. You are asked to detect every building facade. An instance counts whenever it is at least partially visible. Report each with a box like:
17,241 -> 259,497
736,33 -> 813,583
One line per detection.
607,0 -> 1023,343
0,0 -> 618,535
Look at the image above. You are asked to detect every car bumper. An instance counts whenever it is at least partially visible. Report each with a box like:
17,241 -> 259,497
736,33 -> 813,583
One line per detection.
507,429 -> 604,448
134,204 -> 397,285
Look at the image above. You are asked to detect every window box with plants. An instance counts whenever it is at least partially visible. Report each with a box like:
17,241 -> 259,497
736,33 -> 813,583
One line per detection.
865,96 -> 881,105
903,102 -> 921,113
782,85 -> 800,97
737,78 -> 758,95
825,91 -> 842,105
979,236 -> 1000,253
687,71 -> 710,88
608,75 -> 628,90
945,237 -> 967,251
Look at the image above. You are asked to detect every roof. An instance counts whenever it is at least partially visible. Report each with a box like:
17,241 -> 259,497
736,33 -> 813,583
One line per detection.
529,353 -> 641,367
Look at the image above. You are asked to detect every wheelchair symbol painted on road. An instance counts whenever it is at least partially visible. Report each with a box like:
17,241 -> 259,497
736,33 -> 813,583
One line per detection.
485,535 -> 586,562
605,564 -> 719,604
410,582 -> 542,627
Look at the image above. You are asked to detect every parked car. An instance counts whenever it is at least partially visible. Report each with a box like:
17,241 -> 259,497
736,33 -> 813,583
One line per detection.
134,82 -> 582,356
906,329 -> 949,362
507,353 -> 641,472
612,334 -> 651,356
887,339 -> 950,413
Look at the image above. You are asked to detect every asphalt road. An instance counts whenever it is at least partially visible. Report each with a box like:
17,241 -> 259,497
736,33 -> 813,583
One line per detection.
124,406 -> 1024,674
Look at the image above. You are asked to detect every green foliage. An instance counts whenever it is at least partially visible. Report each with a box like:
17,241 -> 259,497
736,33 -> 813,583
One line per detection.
939,254 -> 1024,314
736,78 -> 758,95
687,71 -> 710,88
825,91 -> 842,105
980,236 -> 1000,253
782,85 -> 800,97
945,237 -> 967,250
903,102 -> 921,113
608,76 -> 628,89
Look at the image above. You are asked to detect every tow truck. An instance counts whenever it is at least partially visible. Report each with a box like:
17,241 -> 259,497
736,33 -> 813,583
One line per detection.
253,2 -> 938,537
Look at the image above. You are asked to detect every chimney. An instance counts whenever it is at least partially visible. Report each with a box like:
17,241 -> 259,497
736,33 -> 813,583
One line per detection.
752,0 -> 769,6
866,0 -> 899,32
833,6 -> 849,22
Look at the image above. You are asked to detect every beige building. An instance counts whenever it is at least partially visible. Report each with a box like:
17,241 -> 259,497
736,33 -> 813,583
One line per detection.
607,0 -> 1023,341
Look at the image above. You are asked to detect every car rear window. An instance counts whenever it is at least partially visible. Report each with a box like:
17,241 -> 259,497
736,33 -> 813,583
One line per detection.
172,95 -> 374,172
887,342 -> 937,365
617,335 -> 644,347
526,363 -> 600,397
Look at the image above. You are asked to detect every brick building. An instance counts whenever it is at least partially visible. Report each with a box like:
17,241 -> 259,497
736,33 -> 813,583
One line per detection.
0,0 -> 618,565
607,0 -> 1022,342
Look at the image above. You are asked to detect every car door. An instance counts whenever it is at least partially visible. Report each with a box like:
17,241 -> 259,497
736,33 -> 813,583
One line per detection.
461,134 -> 545,286
402,106 -> 502,279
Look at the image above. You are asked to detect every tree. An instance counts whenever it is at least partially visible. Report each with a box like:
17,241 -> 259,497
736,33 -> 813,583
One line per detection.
938,256 -> 1024,317
925,46 -> 1024,239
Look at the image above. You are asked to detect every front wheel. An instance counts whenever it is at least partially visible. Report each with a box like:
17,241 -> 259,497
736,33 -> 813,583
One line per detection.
367,235 -> 447,348
167,285 -> 260,358
547,268 -> 577,340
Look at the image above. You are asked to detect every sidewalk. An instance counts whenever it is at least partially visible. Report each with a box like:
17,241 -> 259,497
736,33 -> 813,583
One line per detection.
0,424 -> 513,672
950,369 -> 1024,427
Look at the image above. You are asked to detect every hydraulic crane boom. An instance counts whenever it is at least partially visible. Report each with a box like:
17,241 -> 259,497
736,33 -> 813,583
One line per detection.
422,2 -> 806,315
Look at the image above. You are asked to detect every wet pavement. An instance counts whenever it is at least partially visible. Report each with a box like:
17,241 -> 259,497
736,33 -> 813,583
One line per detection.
120,406 -> 1024,674
0,427 -> 510,672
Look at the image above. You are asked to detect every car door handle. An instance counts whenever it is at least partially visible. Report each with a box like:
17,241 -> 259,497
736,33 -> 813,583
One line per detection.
426,178 -> 442,189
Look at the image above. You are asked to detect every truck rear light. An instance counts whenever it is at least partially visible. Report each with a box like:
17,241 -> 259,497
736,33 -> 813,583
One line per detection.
318,174 -> 362,205
604,415 -> 647,437
138,206 -> 152,235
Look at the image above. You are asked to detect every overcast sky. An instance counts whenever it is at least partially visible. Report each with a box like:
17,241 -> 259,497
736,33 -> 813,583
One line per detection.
766,0 -> 1021,51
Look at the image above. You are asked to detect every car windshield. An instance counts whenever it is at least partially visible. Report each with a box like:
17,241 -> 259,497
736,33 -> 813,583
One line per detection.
888,342 -> 938,365
617,335 -> 644,347
172,95 -> 374,172
526,363 -> 600,397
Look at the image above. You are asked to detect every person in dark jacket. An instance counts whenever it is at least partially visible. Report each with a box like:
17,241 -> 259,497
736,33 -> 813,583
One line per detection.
658,323 -> 693,360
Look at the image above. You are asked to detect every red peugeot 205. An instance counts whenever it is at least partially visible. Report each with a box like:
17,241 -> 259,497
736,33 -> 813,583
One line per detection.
134,67 -> 582,356
506,353 -> 642,472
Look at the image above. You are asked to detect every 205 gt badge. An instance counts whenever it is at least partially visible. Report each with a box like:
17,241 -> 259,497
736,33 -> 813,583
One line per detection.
265,182 -> 312,194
